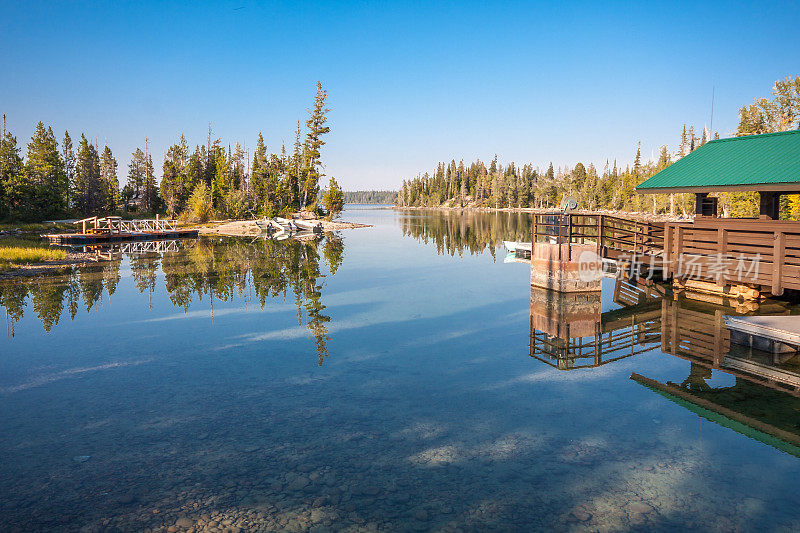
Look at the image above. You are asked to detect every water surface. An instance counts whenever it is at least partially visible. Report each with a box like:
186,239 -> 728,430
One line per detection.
2,206 -> 800,532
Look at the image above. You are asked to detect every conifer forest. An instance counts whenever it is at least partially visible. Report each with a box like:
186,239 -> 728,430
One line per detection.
0,82 -> 341,222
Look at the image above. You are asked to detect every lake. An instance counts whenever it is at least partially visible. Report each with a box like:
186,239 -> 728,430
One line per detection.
1,206 -> 799,532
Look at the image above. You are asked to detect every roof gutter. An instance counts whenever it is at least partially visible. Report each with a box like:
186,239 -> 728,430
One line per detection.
637,183 -> 800,194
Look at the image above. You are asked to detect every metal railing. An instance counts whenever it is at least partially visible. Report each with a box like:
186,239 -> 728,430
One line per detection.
74,216 -> 179,234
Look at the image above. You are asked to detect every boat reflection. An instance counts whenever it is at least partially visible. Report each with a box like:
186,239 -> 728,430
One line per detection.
529,276 -> 800,455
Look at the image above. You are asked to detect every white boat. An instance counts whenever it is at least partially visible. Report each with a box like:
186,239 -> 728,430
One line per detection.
503,241 -> 532,253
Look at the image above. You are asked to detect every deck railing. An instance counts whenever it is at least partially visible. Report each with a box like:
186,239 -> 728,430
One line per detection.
663,216 -> 800,296
529,306 -> 662,370
532,212 -> 800,296
74,216 -> 179,234
531,212 -> 665,261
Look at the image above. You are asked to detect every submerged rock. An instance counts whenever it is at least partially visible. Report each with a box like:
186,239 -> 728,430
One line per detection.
175,517 -> 193,528
570,509 -> 592,522
629,502 -> 653,514
287,476 -> 309,491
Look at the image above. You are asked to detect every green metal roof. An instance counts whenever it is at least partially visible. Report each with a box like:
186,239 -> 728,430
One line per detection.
637,130 -> 800,193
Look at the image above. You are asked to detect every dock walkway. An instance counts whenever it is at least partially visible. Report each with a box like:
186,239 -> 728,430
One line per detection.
45,216 -> 198,245
725,316 -> 800,353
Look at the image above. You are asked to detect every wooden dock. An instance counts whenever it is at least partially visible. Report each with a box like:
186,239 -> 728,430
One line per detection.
725,316 -> 800,354
45,216 -> 198,245
532,211 -> 800,298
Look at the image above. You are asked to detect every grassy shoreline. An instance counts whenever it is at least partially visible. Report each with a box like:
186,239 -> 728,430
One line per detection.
0,237 -> 67,272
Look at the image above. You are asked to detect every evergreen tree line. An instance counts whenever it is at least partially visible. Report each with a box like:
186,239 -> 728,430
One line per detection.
398,75 -> 800,219
343,190 -> 397,204
396,140 -> 696,216
0,120 -> 122,221
0,81 -> 339,222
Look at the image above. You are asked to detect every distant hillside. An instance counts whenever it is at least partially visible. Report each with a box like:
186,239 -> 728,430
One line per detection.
344,190 -> 397,204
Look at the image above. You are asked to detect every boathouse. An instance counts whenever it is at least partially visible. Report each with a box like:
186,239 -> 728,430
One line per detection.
636,130 -> 800,219
635,129 -> 800,297
530,130 -> 800,297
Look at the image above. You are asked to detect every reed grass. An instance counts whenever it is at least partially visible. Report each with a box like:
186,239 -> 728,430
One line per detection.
0,238 -> 66,271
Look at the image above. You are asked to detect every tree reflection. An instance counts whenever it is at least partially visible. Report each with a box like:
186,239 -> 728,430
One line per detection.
0,235 -> 345,365
399,209 -> 533,256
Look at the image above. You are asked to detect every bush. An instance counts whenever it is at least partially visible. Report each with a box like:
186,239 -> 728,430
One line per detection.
187,183 -> 213,222
322,177 -> 344,218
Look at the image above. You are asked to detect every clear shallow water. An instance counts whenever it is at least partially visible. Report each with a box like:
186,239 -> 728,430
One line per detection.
1,207 -> 800,532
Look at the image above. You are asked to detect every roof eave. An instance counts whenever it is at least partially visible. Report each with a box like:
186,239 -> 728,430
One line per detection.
637,183 -> 800,194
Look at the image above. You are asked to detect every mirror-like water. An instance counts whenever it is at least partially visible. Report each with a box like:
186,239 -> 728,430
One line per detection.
2,206 -> 800,532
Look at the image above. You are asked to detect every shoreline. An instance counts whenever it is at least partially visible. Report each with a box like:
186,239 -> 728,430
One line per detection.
0,218 -> 370,279
392,205 -> 687,222
197,218 -> 371,237
0,252 -> 99,281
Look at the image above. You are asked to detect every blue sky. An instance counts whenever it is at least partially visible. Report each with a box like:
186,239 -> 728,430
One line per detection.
2,1 -> 799,189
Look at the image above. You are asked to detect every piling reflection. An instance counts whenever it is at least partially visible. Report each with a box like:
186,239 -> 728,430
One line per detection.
0,235 -> 344,365
529,278 -> 662,370
529,276 -> 800,455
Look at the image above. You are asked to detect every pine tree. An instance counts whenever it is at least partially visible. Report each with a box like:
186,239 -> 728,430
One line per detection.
657,145 -> 670,169
160,136 -> 190,216
0,119 -> 26,219
322,176 -> 344,218
62,131 -> 75,210
679,124 -> 687,157
231,142 -> 245,190
127,148 -> 146,202
73,134 -> 102,215
291,121 -> 304,210
25,122 -> 66,218
143,144 -> 157,212
99,145 -> 119,212
212,149 -> 230,208
303,81 -> 330,208
251,132 -> 270,211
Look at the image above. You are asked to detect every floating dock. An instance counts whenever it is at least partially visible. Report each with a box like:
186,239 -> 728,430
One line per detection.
44,216 -> 198,245
725,316 -> 800,354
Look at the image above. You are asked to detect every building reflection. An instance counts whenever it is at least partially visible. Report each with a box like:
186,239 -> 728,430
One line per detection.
529,277 -> 661,370
529,276 -> 800,455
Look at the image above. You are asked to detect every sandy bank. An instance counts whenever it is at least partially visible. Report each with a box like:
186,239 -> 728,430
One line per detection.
197,218 -> 371,237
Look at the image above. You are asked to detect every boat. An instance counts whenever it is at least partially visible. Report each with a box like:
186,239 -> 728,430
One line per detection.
503,241 -> 531,253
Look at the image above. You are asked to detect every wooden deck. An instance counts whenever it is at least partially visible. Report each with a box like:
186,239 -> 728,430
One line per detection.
532,212 -> 800,297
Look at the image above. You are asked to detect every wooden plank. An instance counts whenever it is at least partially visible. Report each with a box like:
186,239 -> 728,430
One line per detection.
773,231 -> 785,296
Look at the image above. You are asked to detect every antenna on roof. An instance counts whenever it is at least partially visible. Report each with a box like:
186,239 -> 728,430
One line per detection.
710,86 -> 715,136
